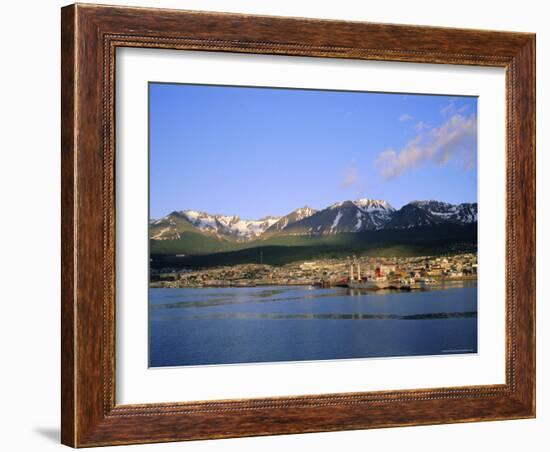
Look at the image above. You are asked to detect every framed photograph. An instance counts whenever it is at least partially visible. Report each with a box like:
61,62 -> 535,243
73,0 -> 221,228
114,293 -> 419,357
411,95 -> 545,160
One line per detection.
61,3 -> 536,447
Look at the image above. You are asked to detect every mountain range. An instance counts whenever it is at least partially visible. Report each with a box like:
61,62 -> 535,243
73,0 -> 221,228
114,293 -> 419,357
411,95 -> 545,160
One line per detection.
150,199 -> 477,243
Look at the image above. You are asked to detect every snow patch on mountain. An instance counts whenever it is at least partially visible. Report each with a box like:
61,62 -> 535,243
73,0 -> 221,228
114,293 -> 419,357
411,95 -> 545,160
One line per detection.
355,210 -> 363,231
344,198 -> 396,230
354,198 -> 394,213
265,206 -> 318,234
179,210 -> 280,240
151,227 -> 180,240
410,200 -> 477,223
293,206 -> 317,220
331,211 -> 343,232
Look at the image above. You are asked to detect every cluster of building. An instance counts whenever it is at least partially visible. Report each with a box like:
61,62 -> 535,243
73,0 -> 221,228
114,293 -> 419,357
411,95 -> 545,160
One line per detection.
150,253 -> 477,288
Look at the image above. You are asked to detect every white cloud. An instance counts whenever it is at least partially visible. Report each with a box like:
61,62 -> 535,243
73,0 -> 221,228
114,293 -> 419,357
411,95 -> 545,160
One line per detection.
413,121 -> 431,132
441,99 -> 458,116
399,113 -> 413,121
341,166 -> 359,187
376,113 -> 477,179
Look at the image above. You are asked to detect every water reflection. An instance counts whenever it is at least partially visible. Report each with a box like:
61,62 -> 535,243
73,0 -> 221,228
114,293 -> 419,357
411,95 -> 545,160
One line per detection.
152,281 -> 477,310
179,311 -> 477,321
149,283 -> 478,367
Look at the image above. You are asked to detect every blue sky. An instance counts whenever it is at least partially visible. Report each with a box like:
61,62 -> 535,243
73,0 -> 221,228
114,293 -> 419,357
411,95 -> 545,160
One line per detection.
149,83 -> 477,219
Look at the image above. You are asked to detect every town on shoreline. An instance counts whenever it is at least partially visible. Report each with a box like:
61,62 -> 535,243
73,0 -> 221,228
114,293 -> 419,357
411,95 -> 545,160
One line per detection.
150,253 -> 477,289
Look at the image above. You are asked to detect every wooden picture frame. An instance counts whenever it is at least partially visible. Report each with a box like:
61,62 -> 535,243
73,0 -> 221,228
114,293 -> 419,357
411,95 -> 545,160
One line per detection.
61,3 -> 535,447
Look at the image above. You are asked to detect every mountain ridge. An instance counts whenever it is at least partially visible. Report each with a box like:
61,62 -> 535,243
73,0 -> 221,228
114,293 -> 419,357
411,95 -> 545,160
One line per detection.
150,198 -> 477,243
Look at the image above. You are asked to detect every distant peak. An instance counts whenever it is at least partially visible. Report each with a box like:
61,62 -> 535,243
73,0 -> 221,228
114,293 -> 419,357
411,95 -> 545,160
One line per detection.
181,209 -> 207,216
355,198 -> 382,203
353,198 -> 394,211
410,200 -> 477,208
410,200 -> 441,205
294,205 -> 315,213
258,215 -> 281,221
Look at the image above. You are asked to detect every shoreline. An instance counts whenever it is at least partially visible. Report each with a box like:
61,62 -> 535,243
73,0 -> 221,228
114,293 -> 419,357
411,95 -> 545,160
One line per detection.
150,275 -> 477,290
150,253 -> 478,289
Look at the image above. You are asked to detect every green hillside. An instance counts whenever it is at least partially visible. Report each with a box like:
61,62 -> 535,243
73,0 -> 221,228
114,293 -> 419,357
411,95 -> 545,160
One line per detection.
150,223 -> 477,269
150,231 -> 236,255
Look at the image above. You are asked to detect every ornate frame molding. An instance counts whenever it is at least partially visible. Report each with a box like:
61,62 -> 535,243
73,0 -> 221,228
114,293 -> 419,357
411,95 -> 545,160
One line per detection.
62,4 -> 535,447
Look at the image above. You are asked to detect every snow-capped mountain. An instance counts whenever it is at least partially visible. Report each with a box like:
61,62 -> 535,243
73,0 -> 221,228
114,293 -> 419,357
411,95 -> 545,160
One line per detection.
410,201 -> 477,223
150,199 -> 477,241
347,198 -> 395,229
150,210 -> 280,241
149,211 -> 196,241
386,201 -> 477,229
264,199 -> 395,236
384,203 -> 443,229
183,210 -> 280,240
265,206 -> 318,234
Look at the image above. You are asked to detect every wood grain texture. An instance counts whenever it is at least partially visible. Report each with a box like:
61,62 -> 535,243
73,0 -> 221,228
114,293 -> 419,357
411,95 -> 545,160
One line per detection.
60,5 -> 76,447
61,3 -> 536,447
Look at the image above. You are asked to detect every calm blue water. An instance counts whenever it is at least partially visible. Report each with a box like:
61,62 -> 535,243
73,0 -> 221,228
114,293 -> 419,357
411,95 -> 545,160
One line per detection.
149,283 -> 477,367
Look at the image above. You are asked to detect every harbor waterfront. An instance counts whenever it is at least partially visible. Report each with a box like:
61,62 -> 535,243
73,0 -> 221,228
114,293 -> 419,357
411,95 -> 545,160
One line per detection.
149,281 -> 478,367
150,253 -> 477,289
